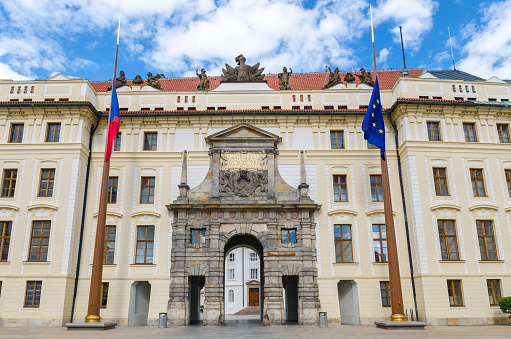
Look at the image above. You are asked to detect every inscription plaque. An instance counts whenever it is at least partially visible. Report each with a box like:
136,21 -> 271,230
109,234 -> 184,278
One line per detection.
220,151 -> 267,171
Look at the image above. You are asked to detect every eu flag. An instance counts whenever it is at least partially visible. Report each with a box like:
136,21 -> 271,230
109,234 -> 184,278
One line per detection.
362,76 -> 385,159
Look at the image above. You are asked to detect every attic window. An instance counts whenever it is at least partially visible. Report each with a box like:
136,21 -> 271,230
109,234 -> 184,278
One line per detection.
454,97 -> 464,101
419,96 -> 429,99
154,107 -> 164,111
23,99 -> 32,102
188,107 -> 196,111
218,107 -> 226,110
177,107 -> 184,111
44,98 -> 55,102
501,99 -> 509,102
9,99 -> 19,102
359,105 -> 368,109
58,98 -> 69,102
489,98 -> 497,102
261,106 -> 270,110
338,105 -> 347,109
467,98 -> 476,101
273,106 -> 281,110
324,105 -> 334,110
207,107 -> 215,110
105,108 -> 110,112
120,108 -> 128,111
400,71 -> 410,76
141,107 -> 150,111
433,96 -> 442,100
292,106 -> 300,110
304,106 -> 312,110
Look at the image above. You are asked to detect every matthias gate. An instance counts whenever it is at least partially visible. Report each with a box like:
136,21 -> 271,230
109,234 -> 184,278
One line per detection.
166,123 -> 321,325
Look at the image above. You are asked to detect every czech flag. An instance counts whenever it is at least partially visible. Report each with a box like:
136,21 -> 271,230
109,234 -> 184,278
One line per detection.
105,81 -> 120,161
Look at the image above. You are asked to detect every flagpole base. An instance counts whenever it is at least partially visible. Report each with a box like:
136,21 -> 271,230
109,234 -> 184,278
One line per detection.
85,314 -> 102,323
390,313 -> 407,321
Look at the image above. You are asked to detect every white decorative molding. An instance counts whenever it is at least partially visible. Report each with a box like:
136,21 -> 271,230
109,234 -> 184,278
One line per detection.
469,204 -> 499,211
430,203 -> 462,211
327,209 -> 357,216
131,210 -> 161,218
27,203 -> 58,211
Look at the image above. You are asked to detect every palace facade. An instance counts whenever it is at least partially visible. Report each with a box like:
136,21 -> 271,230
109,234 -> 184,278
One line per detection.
0,65 -> 510,326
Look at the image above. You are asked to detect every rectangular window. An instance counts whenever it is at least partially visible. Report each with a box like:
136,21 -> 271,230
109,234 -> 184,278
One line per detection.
107,177 -> 118,204
334,224 -> 353,263
227,252 -> 235,279
101,282 -> 109,308
330,131 -> 344,149
477,220 -> 497,260
46,123 -> 61,142
114,132 -> 122,151
104,225 -> 116,265
9,123 -> 24,143
333,175 -> 348,202
433,167 -> 449,196
2,169 -> 17,197
250,268 -> 258,280
24,281 -> 42,307
370,175 -> 383,202
463,123 -> 477,142
447,280 -> 463,306
0,221 -> 12,261
140,177 -> 155,204
437,220 -> 459,260
427,122 -> 441,141
506,170 -> 511,197
281,229 -> 296,243
135,226 -> 154,264
380,281 -> 391,307
372,224 -> 387,262
487,279 -> 502,306
191,229 -> 206,244
38,169 -> 55,197
367,142 -> 378,149
29,221 -> 51,261
143,132 -> 157,151
470,169 -> 486,197
497,124 -> 510,143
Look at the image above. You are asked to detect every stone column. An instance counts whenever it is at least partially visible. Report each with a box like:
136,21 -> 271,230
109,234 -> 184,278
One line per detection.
203,222 -> 224,325
266,150 -> 276,203
264,221 -> 285,324
168,211 -> 190,325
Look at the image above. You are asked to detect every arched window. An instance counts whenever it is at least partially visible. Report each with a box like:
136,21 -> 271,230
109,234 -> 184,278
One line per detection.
228,289 -> 234,303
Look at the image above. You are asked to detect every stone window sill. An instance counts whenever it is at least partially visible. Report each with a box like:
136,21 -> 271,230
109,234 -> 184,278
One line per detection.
333,262 -> 359,265
23,261 -> 50,265
130,264 -> 156,267
439,260 -> 466,263
373,262 -> 388,264
479,260 -> 504,263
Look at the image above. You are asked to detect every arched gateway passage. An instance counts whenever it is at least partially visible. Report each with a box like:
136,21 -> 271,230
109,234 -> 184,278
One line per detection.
167,123 -> 321,326
223,235 -> 264,323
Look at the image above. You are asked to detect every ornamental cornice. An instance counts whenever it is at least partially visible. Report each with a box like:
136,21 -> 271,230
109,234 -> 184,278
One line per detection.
468,204 -> 499,211
327,209 -> 357,216
27,203 -> 58,211
430,203 -> 462,211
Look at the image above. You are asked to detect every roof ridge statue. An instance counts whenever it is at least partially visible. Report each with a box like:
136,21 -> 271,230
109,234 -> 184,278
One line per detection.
221,54 -> 265,82
356,68 -> 375,87
278,66 -> 292,90
146,72 -> 162,90
323,66 -> 341,89
196,68 -> 209,91
107,71 -> 127,91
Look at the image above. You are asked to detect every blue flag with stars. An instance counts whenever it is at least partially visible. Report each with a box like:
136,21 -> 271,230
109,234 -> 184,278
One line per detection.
362,76 -> 385,159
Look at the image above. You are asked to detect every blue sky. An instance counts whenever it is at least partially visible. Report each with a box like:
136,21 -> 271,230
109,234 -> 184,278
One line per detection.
1,0 -> 510,82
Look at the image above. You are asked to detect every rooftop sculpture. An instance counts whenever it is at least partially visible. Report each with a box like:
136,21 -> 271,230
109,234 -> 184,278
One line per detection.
221,54 -> 265,82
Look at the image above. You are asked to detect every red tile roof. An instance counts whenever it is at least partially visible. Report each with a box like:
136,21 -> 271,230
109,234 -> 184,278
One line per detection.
91,69 -> 424,93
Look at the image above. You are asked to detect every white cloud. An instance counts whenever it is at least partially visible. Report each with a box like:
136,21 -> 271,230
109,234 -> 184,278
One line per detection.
377,47 -> 390,64
457,0 -> 511,79
0,62 -> 31,80
374,0 -> 438,51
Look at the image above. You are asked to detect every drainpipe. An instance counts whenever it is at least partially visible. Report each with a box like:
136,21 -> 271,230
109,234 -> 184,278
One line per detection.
388,113 -> 419,321
70,119 -> 100,322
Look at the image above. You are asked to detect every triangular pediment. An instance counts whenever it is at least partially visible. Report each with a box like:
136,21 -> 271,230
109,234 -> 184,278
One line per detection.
206,123 -> 281,141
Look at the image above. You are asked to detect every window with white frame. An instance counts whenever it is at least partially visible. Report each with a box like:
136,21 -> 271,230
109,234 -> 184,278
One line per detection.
228,289 -> 234,302
227,252 -> 235,280
249,252 -> 259,280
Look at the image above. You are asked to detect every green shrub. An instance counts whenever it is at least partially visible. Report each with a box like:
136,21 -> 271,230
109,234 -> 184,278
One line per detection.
498,296 -> 511,314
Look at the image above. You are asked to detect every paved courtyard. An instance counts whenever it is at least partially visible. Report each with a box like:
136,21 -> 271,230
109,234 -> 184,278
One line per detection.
0,322 -> 510,339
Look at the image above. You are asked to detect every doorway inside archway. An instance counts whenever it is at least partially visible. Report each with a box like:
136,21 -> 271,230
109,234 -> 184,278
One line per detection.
223,234 -> 264,325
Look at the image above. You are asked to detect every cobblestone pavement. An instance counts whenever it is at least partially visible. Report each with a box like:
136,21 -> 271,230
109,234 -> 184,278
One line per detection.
0,322 -> 510,339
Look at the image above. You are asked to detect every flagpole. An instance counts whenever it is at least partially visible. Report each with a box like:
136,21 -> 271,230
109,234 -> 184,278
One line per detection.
84,8 -> 122,324
370,5 -> 406,322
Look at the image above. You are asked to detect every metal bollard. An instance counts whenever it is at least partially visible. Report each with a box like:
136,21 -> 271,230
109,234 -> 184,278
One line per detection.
159,312 -> 168,328
319,312 -> 328,328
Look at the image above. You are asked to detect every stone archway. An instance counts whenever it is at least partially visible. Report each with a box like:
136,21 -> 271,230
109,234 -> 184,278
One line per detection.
167,123 -> 321,326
